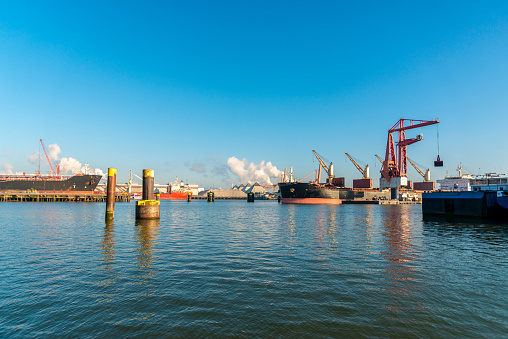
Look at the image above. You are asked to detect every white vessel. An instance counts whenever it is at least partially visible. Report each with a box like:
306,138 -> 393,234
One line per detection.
436,163 -> 474,191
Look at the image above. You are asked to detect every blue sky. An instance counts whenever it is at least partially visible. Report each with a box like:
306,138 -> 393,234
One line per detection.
1,1 -> 507,187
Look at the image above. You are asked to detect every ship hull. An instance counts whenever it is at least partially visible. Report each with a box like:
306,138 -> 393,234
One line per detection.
281,197 -> 342,204
422,191 -> 508,218
279,182 -> 387,204
497,192 -> 508,210
0,174 -> 102,192
159,192 -> 189,200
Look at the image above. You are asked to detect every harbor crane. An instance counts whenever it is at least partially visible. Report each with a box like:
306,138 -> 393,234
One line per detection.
345,153 -> 369,179
407,157 -> 431,182
312,150 -> 334,184
380,118 -> 439,188
39,139 -> 58,176
374,154 -> 383,164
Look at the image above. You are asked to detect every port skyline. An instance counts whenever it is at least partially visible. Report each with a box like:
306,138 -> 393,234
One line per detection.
1,2 -> 508,187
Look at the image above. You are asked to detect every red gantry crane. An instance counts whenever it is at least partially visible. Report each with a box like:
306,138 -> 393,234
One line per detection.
380,119 -> 439,189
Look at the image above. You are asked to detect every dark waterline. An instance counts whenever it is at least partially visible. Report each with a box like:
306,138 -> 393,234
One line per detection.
1,201 -> 507,337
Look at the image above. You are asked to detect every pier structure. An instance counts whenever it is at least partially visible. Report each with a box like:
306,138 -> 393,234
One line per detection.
0,192 -> 130,202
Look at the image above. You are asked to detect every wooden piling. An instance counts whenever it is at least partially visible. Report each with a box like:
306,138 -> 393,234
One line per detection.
106,168 -> 117,219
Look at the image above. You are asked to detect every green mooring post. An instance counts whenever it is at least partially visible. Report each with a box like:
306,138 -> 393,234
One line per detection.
135,169 -> 160,219
106,168 -> 117,219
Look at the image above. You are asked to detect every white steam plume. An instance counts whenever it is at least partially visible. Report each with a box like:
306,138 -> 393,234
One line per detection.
59,156 -> 104,176
1,162 -> 13,175
47,144 -> 61,162
32,143 -> 104,175
227,157 -> 282,185
27,151 -> 40,165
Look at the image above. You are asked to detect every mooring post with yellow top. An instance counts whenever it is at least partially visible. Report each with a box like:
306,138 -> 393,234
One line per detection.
106,168 -> 117,219
136,169 -> 160,219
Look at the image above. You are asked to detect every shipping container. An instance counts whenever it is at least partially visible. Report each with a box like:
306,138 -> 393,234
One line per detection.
413,181 -> 435,191
353,178 -> 373,189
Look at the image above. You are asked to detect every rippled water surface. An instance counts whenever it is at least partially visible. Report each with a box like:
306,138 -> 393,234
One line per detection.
1,201 -> 507,337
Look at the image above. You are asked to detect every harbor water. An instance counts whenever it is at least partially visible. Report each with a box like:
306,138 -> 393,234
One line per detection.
1,201 -> 507,337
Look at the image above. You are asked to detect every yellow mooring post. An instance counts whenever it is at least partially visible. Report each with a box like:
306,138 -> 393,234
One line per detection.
136,169 -> 160,219
106,168 -> 117,219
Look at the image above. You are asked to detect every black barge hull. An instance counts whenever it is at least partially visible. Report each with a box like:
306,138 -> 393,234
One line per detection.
0,174 -> 102,192
422,191 -> 508,219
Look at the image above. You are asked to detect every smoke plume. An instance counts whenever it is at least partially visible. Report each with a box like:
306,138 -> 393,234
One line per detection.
28,143 -> 104,176
227,157 -> 282,185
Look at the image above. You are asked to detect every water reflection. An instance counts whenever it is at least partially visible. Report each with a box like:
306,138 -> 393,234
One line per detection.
134,219 -> 160,270
358,205 -> 376,253
381,207 -> 421,313
102,219 -> 116,272
313,206 -> 339,260
280,204 -> 298,247
98,219 -> 118,296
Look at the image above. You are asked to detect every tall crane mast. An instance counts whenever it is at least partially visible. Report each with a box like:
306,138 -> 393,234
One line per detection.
39,139 -> 56,176
345,153 -> 369,179
407,157 -> 431,182
312,150 -> 334,184
381,118 -> 439,182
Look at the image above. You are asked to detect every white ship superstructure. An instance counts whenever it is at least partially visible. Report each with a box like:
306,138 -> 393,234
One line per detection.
436,163 -> 474,191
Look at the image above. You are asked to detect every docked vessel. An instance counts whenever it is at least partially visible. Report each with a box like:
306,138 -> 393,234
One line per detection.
279,152 -> 390,204
279,182 -> 387,204
159,191 -> 189,200
0,173 -> 102,192
159,177 -> 191,200
423,174 -> 508,218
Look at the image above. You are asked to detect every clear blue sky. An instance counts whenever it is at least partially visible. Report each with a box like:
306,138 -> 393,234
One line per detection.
1,1 -> 507,187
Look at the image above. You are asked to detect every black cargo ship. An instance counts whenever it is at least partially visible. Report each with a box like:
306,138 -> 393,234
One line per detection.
279,182 -> 389,204
0,174 -> 102,192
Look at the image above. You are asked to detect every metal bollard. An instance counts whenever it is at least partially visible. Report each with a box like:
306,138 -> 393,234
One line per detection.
207,191 -> 214,202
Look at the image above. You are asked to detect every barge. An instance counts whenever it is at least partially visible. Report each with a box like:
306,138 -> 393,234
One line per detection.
422,174 -> 508,219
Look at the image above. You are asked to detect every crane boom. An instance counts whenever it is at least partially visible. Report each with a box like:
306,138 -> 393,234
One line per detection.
297,170 -> 318,183
312,150 -> 329,173
345,153 -> 364,176
39,139 -> 56,176
407,158 -> 424,178
407,157 -> 431,182
374,154 -> 383,163
312,150 -> 334,183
